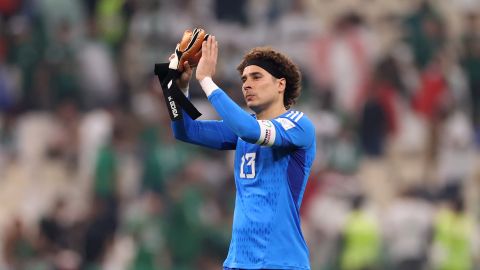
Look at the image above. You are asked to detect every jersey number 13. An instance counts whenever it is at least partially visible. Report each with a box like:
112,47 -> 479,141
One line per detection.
240,153 -> 256,179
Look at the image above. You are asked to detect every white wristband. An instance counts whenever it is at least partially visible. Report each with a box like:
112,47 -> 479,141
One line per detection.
199,77 -> 218,97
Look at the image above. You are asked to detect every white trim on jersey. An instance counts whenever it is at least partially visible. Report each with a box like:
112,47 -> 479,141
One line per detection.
285,111 -> 295,118
286,110 -> 304,123
256,120 -> 276,147
294,112 -> 304,122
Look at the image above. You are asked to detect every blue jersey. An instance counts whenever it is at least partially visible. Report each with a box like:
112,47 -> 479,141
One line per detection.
172,89 -> 315,269
225,110 -> 315,269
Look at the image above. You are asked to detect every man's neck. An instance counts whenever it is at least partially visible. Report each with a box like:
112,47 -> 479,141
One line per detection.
255,105 -> 287,120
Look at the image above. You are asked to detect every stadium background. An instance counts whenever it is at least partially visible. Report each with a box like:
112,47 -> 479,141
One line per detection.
0,0 -> 480,269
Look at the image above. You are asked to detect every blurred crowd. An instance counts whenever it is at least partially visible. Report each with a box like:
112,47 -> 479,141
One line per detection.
1,0 -> 480,269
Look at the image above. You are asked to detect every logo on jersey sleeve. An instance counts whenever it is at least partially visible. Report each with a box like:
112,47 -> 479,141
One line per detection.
256,120 -> 276,147
275,117 -> 296,130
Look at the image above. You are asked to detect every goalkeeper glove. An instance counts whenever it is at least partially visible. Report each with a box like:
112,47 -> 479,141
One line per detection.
169,28 -> 209,72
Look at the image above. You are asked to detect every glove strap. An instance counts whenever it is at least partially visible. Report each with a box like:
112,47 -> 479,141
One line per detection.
154,63 -> 202,121
169,47 -> 182,70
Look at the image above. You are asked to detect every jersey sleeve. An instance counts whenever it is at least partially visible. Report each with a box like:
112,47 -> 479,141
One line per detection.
258,111 -> 315,149
207,89 -> 261,142
207,89 -> 314,149
171,107 -> 238,150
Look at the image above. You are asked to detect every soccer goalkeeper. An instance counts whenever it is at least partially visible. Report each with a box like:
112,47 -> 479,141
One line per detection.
170,35 -> 316,270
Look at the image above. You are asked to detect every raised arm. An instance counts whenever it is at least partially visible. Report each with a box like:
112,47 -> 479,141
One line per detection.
171,106 -> 237,150
194,36 -> 263,144
168,53 -> 237,150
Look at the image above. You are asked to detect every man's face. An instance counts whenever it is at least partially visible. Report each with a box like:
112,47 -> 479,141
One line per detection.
241,65 -> 285,112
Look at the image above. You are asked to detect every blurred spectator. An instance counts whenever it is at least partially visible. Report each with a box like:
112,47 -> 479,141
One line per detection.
77,18 -> 119,110
338,195 -> 381,270
328,125 -> 361,174
82,196 -> 119,270
77,108 -> 113,190
139,126 -> 166,193
123,192 -> 170,270
358,83 -> 388,157
36,0 -> 86,46
430,197 -> 478,270
383,188 -> 434,270
164,177 -> 207,270
460,12 -> 480,129
7,15 -> 45,111
412,57 -> 448,122
435,108 -> 475,199
309,12 -> 378,115
273,0 -> 319,69
45,20 -> 82,109
403,1 -> 446,70
95,0 -> 129,49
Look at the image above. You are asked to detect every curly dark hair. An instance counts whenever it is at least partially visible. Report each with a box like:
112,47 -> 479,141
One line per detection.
237,47 -> 301,110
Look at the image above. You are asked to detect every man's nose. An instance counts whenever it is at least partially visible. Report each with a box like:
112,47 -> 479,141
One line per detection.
243,81 -> 252,91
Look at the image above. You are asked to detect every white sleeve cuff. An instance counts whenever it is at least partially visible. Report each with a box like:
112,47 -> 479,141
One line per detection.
199,77 -> 218,97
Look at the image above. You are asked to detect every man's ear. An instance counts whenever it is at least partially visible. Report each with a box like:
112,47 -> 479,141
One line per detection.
277,78 -> 286,93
